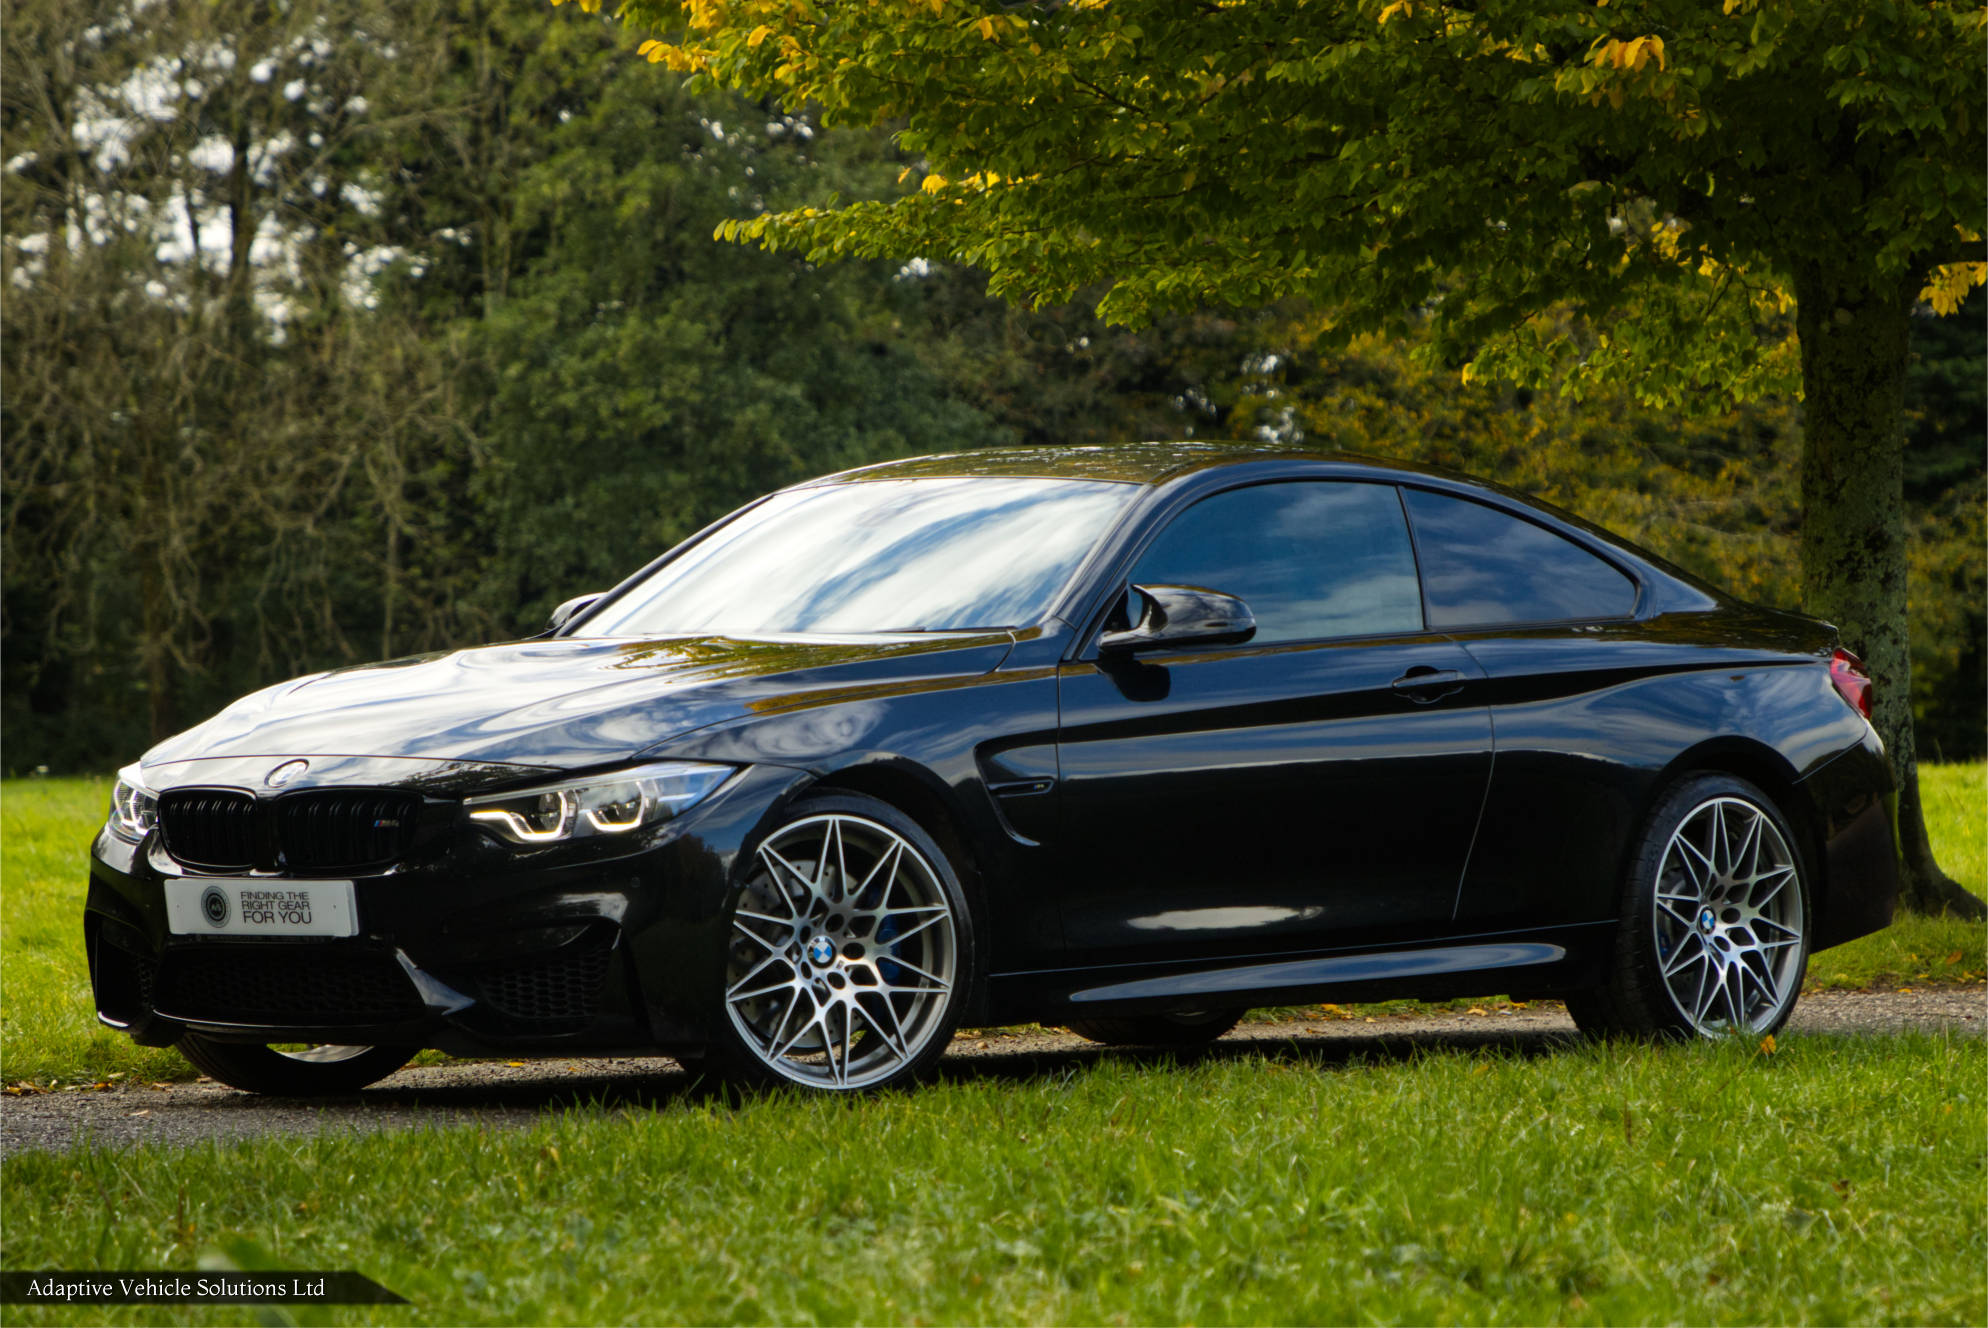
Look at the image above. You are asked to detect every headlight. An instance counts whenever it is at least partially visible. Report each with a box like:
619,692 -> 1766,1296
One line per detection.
463,761 -> 735,846
107,765 -> 158,842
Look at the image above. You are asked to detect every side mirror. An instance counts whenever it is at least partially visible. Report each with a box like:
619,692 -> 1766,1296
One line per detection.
546,592 -> 603,635
1099,584 -> 1256,655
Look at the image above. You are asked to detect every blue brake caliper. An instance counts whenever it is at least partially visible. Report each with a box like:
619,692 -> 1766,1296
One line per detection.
875,914 -> 904,986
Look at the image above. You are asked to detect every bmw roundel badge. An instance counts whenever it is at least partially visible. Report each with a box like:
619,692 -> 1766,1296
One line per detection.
265,759 -> 309,788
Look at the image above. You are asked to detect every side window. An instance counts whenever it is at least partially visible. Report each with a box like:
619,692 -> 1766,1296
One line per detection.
1129,482 -> 1423,645
1402,489 -> 1637,627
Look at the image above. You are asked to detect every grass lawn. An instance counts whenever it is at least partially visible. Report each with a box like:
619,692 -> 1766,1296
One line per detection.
3,1032 -> 1984,1325
1808,761 -> 1987,989
1,778 -> 187,1086
3,768 -> 1983,1086
3,773 -> 1984,1325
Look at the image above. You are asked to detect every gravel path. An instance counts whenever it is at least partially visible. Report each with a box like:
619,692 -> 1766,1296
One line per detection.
4,987 -> 1980,1157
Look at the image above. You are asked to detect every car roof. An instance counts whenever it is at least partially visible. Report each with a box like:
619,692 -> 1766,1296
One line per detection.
807,441 -> 1482,488
804,441 -> 1730,613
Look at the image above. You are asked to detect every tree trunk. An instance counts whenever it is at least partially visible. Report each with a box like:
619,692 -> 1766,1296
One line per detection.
1793,265 -> 1985,920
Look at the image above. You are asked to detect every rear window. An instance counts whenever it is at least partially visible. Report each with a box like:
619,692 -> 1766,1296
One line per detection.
1402,489 -> 1637,627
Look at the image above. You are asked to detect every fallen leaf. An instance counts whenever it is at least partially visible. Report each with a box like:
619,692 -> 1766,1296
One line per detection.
126,1109 -> 150,1118
1466,1006 -> 1489,1016
1757,1034 -> 1776,1055
1946,950 -> 1964,966
506,1061 -> 526,1068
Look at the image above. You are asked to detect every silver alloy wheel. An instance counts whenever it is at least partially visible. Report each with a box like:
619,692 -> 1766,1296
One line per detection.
270,1045 -> 375,1064
724,813 -> 959,1089
1652,795 -> 1805,1036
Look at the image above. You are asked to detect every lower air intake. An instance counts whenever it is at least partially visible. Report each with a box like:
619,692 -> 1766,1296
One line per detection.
156,949 -> 424,1024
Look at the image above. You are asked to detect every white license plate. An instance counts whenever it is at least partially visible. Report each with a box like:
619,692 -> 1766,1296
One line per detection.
164,878 -> 358,937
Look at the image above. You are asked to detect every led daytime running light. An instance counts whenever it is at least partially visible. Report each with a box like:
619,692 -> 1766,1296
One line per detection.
107,765 -> 159,842
464,761 -> 734,847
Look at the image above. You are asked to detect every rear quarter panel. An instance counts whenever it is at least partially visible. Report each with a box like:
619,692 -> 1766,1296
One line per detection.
1452,617 -> 1876,934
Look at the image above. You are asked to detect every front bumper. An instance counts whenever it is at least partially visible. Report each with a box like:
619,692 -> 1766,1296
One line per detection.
85,763 -> 810,1057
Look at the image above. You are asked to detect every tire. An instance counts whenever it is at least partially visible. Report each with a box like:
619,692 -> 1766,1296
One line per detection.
1065,1009 -> 1244,1047
177,1035 -> 413,1096
705,792 -> 977,1092
1567,773 -> 1810,1041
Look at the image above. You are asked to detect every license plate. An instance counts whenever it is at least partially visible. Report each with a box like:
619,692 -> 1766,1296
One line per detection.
163,878 -> 358,937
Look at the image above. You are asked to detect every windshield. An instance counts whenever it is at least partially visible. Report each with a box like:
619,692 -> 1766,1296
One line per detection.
578,476 -> 1137,636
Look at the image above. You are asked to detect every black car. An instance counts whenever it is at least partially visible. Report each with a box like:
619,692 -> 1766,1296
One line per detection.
87,443 -> 1898,1094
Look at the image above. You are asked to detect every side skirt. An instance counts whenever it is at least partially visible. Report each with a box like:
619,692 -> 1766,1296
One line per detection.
987,922 -> 1616,1022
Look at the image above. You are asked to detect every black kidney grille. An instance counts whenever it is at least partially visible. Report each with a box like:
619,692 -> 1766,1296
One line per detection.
157,789 -> 258,871
476,934 -> 616,1023
157,788 -> 421,873
273,791 -> 419,871
156,949 -> 424,1024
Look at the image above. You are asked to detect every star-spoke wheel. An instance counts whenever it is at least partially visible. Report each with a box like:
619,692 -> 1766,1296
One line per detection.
1652,795 -> 1805,1037
1565,773 -> 1809,1043
720,805 -> 963,1090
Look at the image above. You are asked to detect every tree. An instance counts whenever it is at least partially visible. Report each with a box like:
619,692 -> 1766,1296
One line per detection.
1,0 -> 481,760
591,0 -> 1987,915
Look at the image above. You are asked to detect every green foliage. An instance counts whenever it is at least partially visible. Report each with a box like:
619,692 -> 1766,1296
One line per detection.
621,0 -> 1983,391
5,1034 -> 1985,1323
454,14 -> 1001,626
0,1 -> 1009,767
4,0 -> 1981,782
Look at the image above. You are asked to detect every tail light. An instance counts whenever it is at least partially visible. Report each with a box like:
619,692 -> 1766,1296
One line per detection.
1829,648 -> 1873,720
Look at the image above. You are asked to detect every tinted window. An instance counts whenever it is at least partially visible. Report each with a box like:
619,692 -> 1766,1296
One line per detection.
582,477 -> 1136,635
1130,482 -> 1423,644
1402,489 -> 1637,627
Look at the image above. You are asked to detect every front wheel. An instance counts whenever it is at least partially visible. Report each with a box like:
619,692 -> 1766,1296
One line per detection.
707,793 -> 975,1092
1568,773 -> 1809,1041
177,1035 -> 413,1095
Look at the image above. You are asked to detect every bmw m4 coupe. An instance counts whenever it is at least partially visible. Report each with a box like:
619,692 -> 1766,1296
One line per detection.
86,444 -> 1899,1094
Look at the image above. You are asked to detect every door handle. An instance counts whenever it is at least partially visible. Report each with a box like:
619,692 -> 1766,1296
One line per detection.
1390,667 -> 1465,702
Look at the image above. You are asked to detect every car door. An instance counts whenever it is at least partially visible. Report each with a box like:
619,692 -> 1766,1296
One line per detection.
1052,479 -> 1495,967
1396,486 -> 1647,933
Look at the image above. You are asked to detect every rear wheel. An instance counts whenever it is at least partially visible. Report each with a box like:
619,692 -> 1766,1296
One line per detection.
177,1035 -> 413,1095
1568,773 -> 1809,1040
707,793 -> 975,1092
1065,1009 -> 1243,1047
